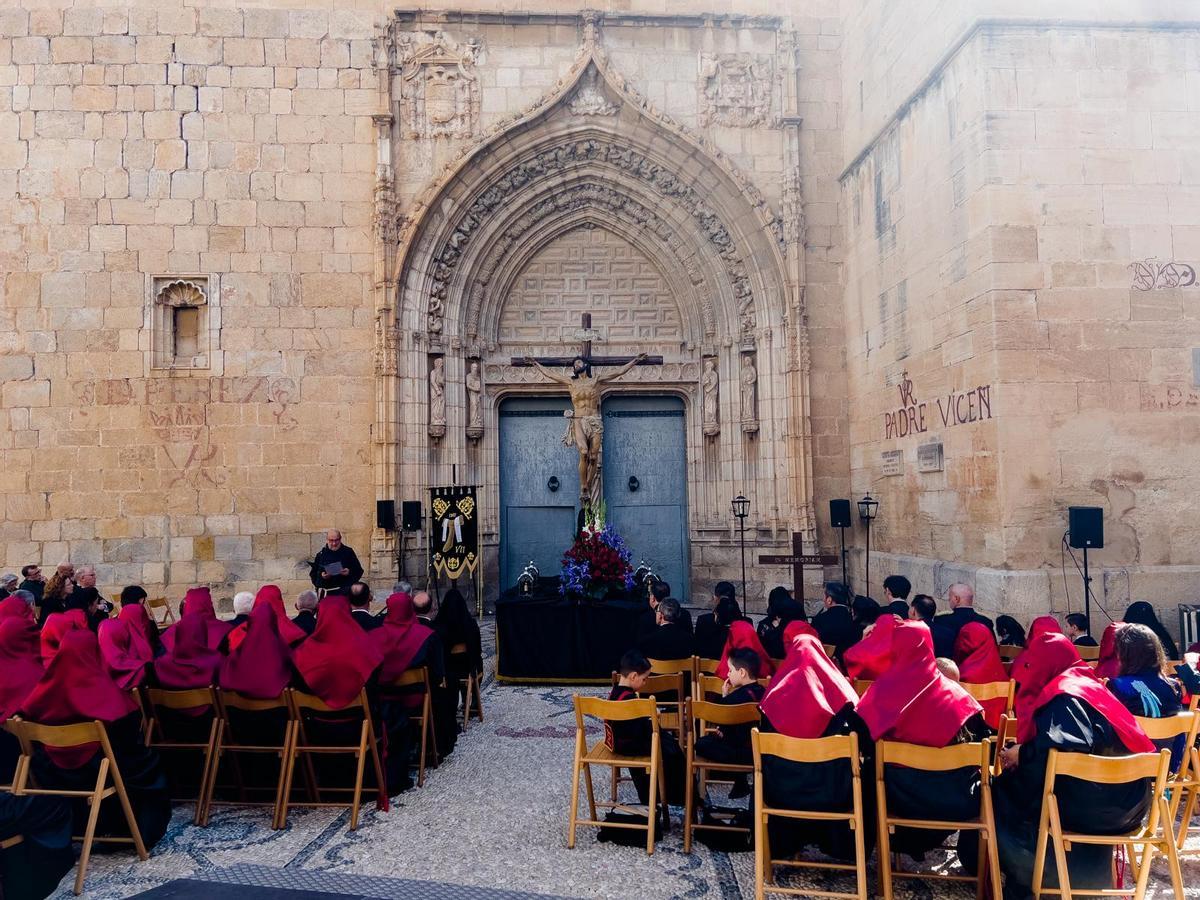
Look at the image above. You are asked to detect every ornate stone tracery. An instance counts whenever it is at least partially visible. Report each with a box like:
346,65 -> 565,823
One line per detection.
156,279 -> 207,308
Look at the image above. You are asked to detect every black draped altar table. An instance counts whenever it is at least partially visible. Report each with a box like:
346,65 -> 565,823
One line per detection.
495,584 -> 645,682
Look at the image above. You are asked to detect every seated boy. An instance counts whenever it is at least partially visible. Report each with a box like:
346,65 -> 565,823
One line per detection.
606,650 -> 687,807
693,647 -> 765,798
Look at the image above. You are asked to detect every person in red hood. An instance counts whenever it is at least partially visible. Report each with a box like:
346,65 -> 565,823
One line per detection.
994,632 -> 1154,896
953,621 -> 1009,729
20,630 -> 171,850
857,620 -> 988,873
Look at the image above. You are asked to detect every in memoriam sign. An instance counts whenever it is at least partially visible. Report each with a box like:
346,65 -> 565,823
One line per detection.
883,372 -> 994,440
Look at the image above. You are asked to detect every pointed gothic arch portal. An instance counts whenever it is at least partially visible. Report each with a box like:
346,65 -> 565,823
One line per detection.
387,49 -> 815,600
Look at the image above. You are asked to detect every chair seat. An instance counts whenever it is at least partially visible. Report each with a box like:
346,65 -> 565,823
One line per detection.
584,739 -> 651,766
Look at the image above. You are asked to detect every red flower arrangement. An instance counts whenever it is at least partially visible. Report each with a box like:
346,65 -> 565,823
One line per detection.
559,524 -> 635,600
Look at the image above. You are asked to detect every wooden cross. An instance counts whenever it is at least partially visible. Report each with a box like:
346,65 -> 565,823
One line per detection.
510,312 -> 664,368
758,532 -> 839,606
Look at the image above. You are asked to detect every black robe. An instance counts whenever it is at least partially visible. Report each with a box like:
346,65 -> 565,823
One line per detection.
693,613 -> 729,660
0,793 -> 74,900
605,685 -> 687,806
931,608 -> 995,658
351,608 -> 382,632
378,631 -> 453,795
637,623 -> 694,662
29,712 -> 170,852
994,695 -> 1151,895
811,605 -> 861,658
309,544 -> 364,591
693,682 -> 765,766
292,610 -> 317,636
18,580 -> 44,605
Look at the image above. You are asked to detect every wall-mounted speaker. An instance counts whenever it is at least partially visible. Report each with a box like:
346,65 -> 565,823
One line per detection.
1068,506 -> 1104,549
401,500 -> 423,532
830,499 -> 852,529
375,500 -> 395,531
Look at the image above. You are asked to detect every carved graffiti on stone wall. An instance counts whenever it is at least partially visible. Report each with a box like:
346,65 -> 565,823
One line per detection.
425,138 -> 755,338
395,31 -> 481,140
698,53 -> 775,128
1129,258 -> 1197,291
882,372 -> 994,440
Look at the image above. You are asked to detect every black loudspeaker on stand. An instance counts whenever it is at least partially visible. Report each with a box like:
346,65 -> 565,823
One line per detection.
375,500 -> 396,531
1068,506 -> 1104,638
401,501 -> 423,532
830,499 -> 852,588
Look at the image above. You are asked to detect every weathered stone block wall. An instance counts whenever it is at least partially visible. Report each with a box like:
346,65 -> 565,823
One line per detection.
841,13 -> 1200,631
0,2 -> 380,601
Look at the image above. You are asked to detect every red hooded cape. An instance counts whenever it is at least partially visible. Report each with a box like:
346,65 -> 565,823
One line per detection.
761,633 -> 858,739
40,608 -> 88,666
293,595 -> 383,709
1095,621 -> 1126,680
0,596 -> 35,623
844,613 -> 901,680
97,605 -> 154,690
162,587 -> 234,652
253,584 -> 307,646
21,629 -> 139,768
1011,616 -> 1062,670
716,620 -> 775,680
370,592 -> 434,683
782,620 -> 819,644
219,603 -> 294,699
0,617 -> 44,722
857,620 -> 983,746
953,621 -> 1008,728
1012,632 -> 1154,751
154,612 -> 222,691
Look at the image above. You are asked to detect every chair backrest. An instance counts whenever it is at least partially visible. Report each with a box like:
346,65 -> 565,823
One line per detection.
852,679 -> 873,696
876,739 -> 993,785
1047,747 -> 1167,787
648,657 -> 692,676
147,596 -> 175,624
822,643 -> 837,658
1076,644 -> 1101,661
693,656 -> 721,676
143,686 -> 216,712
217,688 -> 290,713
9,718 -> 107,755
381,666 -> 430,690
289,688 -> 370,715
689,698 -> 761,728
752,729 -> 861,776
1132,710 -> 1197,744
640,672 -> 686,702
574,694 -> 660,736
998,644 -> 1023,661
962,679 -> 1015,710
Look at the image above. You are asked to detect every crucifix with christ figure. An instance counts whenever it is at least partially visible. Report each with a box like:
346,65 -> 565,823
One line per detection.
512,312 -> 662,511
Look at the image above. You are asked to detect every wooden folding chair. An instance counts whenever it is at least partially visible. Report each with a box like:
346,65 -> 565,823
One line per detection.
6,718 -> 149,895
648,656 -> 692,701
752,729 -> 868,900
1132,711 -> 1199,853
1032,748 -> 1183,900
277,689 -> 386,830
140,686 -> 220,826
378,666 -> 438,787
146,596 -> 175,626
822,643 -> 838,660
606,672 -> 686,802
692,673 -> 773,703
875,739 -> 1002,900
1075,644 -> 1101,661
996,714 -> 1020,759
962,679 -> 1015,715
999,645 -> 1023,661
693,656 -> 721,679
683,697 -> 760,852
567,695 -> 665,856
851,679 -> 873,697
205,690 -> 294,829
447,641 -> 484,730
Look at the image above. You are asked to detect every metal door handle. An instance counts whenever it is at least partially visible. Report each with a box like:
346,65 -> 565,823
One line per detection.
547,476 -> 560,493
628,476 -> 640,492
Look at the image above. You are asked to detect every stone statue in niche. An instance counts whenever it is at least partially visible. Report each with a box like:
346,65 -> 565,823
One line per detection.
698,53 -> 775,128
428,356 -> 446,439
702,358 -> 720,437
465,359 -> 484,441
740,353 -> 759,434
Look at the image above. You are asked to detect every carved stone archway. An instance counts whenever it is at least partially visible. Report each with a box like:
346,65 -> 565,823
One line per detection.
373,23 -> 814,599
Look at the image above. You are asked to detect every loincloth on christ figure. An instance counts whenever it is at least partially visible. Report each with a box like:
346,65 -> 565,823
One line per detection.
562,411 -> 603,447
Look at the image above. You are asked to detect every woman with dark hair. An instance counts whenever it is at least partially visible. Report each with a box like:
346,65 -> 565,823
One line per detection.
851,595 -> 882,629
1122,601 -> 1179,660
757,586 -> 805,659
995,633 -> 1154,896
694,593 -> 746,660
1107,623 -> 1184,768
995,614 -> 1026,648
20,630 -> 171,850
433,587 -> 483,714
36,571 -> 74,625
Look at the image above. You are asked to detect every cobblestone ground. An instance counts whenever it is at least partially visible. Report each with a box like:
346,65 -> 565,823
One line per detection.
61,624 -> 1200,899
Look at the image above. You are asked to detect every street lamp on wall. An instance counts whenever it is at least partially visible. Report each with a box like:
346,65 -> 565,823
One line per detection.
858,494 -> 879,597
731,495 -> 749,607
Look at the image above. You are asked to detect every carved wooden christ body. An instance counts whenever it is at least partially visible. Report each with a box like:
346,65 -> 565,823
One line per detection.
512,313 -> 662,510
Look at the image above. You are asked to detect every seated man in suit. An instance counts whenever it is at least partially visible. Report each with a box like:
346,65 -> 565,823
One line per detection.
931,582 -> 994,658
811,581 -> 860,658
637,597 -> 694,662
348,582 -> 382,631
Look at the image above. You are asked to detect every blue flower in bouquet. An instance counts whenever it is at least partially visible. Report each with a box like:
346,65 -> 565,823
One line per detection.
559,558 -> 590,596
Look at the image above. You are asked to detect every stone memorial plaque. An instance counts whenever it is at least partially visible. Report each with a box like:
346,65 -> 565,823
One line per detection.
917,441 -> 944,473
880,449 -> 903,477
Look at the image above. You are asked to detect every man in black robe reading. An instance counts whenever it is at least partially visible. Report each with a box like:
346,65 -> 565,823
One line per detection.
310,529 -> 363,591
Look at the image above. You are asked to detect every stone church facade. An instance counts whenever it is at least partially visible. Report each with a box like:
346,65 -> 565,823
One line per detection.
2,1 -> 1198,626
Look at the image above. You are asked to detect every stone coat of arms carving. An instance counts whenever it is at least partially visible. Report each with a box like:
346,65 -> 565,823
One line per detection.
699,53 -> 775,128
395,31 -> 481,139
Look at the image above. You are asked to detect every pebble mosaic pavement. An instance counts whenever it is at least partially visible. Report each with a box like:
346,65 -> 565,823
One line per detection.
50,623 -> 1200,899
